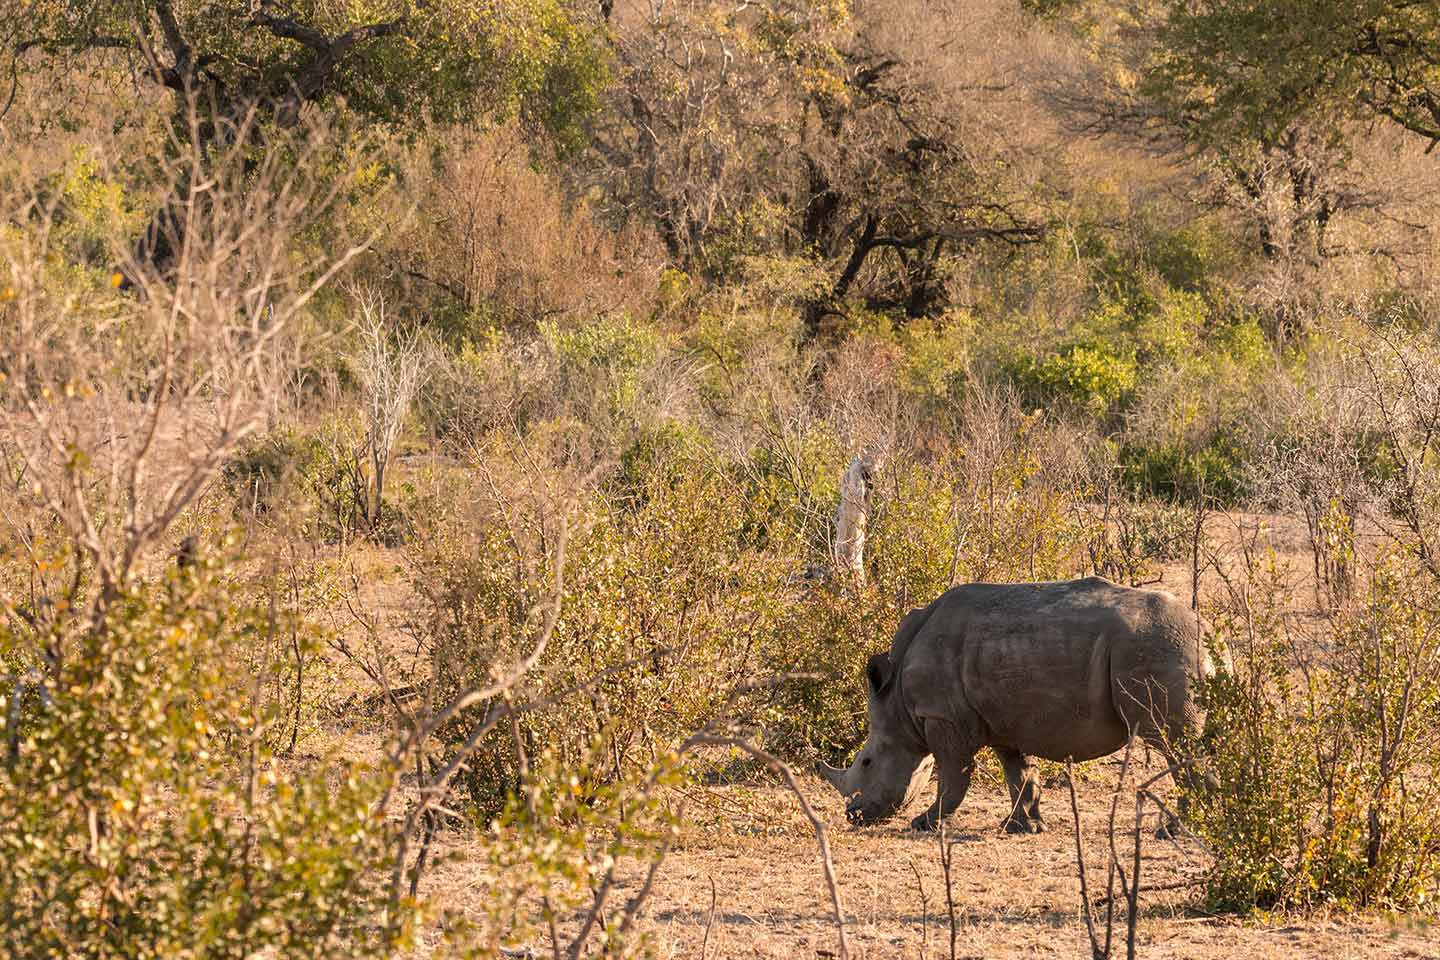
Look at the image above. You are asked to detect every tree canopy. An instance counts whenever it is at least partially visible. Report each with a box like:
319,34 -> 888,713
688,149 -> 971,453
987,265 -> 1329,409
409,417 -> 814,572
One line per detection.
7,0 -> 608,147
1036,0 -> 1440,148
1122,0 -> 1440,147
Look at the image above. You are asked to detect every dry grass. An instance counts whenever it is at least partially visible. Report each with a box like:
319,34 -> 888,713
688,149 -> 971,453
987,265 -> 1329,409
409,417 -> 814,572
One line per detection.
411,765 -> 1438,958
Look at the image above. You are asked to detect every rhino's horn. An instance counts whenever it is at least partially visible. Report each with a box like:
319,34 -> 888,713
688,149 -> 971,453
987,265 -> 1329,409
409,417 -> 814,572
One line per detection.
815,760 -> 850,794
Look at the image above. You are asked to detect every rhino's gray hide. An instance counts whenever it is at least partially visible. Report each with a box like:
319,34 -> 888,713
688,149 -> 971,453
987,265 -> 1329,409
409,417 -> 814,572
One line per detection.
818,576 -> 1211,833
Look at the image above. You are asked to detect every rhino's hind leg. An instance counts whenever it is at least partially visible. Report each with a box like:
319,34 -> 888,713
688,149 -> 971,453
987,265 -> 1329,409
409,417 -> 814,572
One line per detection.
1111,664 -> 1208,839
996,748 -> 1045,834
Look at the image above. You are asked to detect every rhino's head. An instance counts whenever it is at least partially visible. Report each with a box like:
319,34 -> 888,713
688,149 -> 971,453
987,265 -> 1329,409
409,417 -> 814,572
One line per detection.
817,653 -> 933,825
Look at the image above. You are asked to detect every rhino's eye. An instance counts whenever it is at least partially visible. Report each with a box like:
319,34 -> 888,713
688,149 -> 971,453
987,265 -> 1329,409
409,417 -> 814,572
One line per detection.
861,757 -> 872,767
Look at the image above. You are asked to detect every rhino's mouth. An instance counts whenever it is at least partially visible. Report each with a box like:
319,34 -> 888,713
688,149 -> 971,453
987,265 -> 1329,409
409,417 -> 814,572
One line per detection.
845,798 -> 896,826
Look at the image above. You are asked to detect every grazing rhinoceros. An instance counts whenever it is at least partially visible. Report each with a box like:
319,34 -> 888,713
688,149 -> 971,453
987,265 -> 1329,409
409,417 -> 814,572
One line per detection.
818,577 -> 1211,833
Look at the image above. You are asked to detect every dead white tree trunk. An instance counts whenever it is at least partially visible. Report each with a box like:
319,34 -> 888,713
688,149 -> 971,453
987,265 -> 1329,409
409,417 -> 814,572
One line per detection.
351,288 -> 424,530
834,450 -> 882,584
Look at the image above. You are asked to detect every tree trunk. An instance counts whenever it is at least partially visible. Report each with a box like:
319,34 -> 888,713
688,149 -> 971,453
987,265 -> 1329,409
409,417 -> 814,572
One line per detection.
834,451 -> 881,584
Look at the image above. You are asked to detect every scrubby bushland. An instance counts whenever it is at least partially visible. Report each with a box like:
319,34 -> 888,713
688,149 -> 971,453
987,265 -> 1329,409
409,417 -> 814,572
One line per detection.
0,106 -> 696,957
0,558 -> 414,957
1195,545 -> 1440,912
9,0 -> 1440,953
0,109 -> 418,956
397,374 -> 1135,821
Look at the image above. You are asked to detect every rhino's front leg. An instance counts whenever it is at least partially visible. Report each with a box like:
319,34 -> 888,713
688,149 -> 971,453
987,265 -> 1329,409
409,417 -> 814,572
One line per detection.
910,719 -> 979,832
910,757 -> 975,831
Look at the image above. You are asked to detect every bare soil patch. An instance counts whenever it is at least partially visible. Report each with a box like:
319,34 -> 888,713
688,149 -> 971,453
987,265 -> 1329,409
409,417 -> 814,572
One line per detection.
415,759 -> 1439,958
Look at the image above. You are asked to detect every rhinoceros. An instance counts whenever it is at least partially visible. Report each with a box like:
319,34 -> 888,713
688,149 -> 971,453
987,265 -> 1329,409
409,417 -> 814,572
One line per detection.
818,577 -> 1210,833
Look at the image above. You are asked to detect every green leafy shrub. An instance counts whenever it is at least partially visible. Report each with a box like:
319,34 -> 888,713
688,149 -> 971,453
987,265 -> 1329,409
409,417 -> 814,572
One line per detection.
414,447 -> 801,818
897,313 -> 974,410
1193,552 -> 1440,912
0,559 -> 415,957
543,314 -> 663,426
1118,434 -> 1250,504
1007,342 -> 1138,418
455,736 -> 684,956
764,587 -> 892,760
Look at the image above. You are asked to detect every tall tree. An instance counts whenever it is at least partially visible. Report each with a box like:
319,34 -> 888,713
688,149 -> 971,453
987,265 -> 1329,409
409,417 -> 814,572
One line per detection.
1031,0 -> 1437,289
1146,0 -> 1440,148
6,1 -> 606,141
589,0 -> 1049,335
1036,0 -> 1374,264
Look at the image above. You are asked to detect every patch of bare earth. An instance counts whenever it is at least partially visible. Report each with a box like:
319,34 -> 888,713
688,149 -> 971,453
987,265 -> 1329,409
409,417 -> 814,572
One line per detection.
414,757 -> 1438,958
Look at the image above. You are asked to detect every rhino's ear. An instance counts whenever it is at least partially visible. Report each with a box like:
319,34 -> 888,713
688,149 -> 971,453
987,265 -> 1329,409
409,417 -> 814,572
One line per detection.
865,653 -> 894,696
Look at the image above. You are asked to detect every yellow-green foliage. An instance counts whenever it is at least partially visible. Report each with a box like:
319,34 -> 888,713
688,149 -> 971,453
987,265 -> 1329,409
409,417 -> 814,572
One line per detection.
1008,341 -> 1139,417
1194,552 -> 1440,912
52,151 -> 144,273
868,445 -> 1088,603
225,419 -> 393,546
897,313 -> 975,408
0,561 -> 415,958
17,0 -> 610,149
415,450 -> 806,816
544,314 -> 663,420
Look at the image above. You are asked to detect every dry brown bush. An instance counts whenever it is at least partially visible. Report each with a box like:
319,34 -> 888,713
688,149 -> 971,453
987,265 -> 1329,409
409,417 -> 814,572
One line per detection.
378,125 -> 661,340
0,101 -> 379,606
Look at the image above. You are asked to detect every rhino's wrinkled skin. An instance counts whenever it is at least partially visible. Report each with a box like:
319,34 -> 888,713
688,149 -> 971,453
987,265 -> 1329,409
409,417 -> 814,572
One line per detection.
819,577 -> 1211,833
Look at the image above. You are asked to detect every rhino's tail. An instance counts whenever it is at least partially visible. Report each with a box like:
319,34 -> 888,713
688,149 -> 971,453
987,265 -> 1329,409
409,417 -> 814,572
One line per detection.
1188,608 -> 1221,677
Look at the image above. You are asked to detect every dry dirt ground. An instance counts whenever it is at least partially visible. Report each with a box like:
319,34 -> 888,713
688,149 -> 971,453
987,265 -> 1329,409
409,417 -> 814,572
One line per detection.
323,509 -> 1439,958
416,764 -> 1439,959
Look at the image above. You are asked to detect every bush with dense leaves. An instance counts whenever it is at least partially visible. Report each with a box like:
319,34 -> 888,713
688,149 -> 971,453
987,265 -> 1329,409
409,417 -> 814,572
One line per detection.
1192,552 -> 1440,912
0,556 -> 417,958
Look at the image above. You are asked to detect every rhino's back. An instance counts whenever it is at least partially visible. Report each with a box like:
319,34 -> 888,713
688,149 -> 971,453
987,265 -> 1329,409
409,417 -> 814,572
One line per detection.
902,577 -> 1203,761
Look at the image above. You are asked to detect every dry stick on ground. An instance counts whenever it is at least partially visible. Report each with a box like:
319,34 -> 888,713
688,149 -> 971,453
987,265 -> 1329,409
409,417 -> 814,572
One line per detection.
1126,762 -> 1207,957
909,859 -> 929,960
699,876 -> 719,960
687,735 -> 851,960
1067,741 -> 1132,960
1068,743 -> 1203,960
1068,758 -> 1110,960
613,814 -> 682,943
1101,740 -> 1136,957
936,800 -> 960,960
1093,878 -> 1204,907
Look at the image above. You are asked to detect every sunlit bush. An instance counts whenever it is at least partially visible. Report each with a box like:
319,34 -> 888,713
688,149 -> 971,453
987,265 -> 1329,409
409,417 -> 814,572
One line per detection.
1193,551 -> 1440,912
0,558 -> 416,957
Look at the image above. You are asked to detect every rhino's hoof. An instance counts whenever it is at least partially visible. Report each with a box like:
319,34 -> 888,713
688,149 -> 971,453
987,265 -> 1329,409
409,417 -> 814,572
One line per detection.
910,813 -> 938,832
1002,816 -> 1044,835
